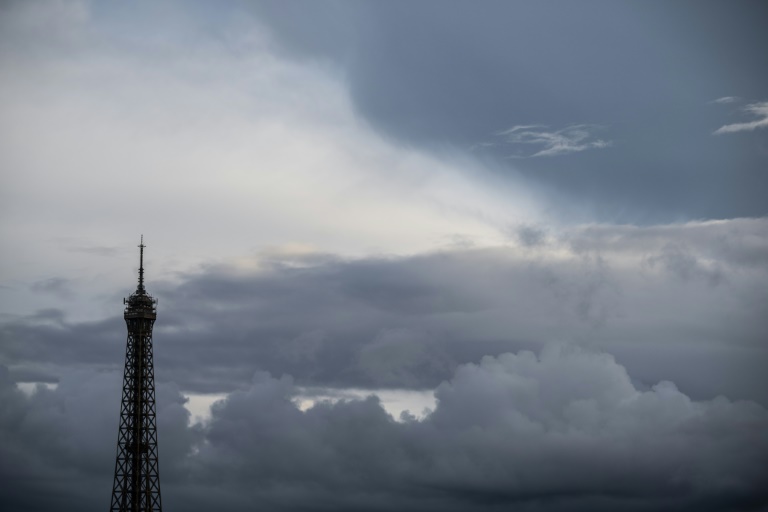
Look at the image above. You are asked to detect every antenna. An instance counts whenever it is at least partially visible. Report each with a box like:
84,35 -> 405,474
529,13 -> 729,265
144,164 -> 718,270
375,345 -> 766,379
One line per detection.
138,235 -> 146,293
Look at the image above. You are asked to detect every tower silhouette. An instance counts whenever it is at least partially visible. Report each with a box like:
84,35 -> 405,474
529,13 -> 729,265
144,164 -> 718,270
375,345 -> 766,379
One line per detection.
110,237 -> 162,512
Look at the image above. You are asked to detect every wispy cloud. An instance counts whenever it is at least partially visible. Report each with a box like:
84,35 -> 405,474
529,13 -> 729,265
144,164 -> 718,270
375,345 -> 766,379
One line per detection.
497,124 -> 612,158
711,96 -> 740,104
714,101 -> 768,134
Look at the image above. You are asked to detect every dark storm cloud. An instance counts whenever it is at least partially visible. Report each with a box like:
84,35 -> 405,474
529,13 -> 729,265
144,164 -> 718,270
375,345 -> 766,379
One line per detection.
2,219 -> 767,405
2,347 -> 767,511
0,312 -> 122,382
249,0 -> 768,222
0,364 -> 194,512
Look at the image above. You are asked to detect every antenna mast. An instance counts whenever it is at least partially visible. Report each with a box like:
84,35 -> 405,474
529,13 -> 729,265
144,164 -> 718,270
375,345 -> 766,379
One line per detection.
138,235 -> 145,293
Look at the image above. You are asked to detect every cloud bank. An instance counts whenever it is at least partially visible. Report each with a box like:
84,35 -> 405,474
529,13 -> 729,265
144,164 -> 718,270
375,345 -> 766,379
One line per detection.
2,346 -> 767,511
3,218 -> 767,405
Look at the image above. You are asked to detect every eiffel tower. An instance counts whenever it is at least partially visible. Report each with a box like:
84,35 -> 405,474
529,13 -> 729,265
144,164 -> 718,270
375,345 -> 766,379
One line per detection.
110,236 -> 162,512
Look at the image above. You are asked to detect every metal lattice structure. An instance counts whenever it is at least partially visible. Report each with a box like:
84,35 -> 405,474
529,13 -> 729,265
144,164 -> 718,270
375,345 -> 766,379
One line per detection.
110,237 -> 163,512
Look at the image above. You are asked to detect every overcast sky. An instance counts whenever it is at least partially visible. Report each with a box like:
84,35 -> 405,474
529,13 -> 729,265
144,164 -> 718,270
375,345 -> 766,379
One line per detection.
1,1 -> 767,511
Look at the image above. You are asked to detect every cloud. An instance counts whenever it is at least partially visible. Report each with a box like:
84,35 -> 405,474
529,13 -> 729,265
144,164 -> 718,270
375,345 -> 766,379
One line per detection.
2,346 -> 767,511
497,124 -> 612,158
0,0 -> 547,323
30,277 -> 73,298
714,101 -> 768,134
644,243 -> 724,286
711,96 -> 740,104
2,218 -> 766,406
512,224 -> 548,247
0,364 -> 195,511
191,347 -> 768,510
248,2 -> 768,222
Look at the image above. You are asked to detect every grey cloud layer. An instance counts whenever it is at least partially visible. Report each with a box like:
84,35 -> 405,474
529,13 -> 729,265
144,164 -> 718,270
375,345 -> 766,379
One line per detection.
3,218 -> 766,404
2,346 -> 767,511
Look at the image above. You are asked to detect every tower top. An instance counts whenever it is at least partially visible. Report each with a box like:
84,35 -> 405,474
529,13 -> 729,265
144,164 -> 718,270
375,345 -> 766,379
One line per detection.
125,235 -> 156,318
138,235 -> 146,294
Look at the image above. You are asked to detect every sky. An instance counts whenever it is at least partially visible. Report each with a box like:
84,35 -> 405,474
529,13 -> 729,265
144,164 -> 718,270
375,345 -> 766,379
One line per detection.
0,1 -> 767,511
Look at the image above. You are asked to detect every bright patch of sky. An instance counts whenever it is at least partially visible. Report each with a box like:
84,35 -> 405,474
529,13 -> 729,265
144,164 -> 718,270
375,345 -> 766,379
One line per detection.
0,0 -> 545,321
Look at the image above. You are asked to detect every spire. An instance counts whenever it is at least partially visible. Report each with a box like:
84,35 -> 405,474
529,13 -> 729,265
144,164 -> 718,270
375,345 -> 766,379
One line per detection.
138,235 -> 146,294
125,236 -> 156,314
